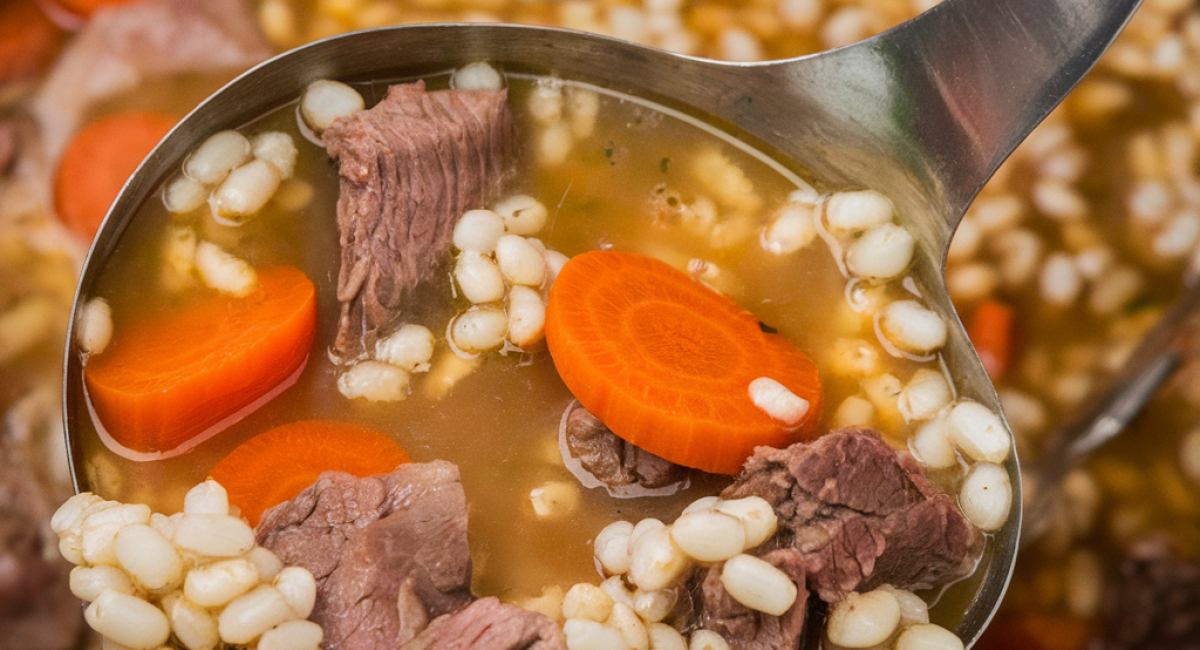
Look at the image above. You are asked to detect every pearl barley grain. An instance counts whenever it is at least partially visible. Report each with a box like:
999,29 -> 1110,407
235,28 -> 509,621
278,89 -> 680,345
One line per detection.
85,589 -> 171,650
495,235 -> 547,286
845,223 -> 915,280
671,510 -> 745,562
453,209 -> 506,253
455,251 -> 507,304
894,623 -> 964,650
185,130 -> 250,186
748,377 -> 809,426
507,285 -> 546,348
959,462 -> 1012,531
824,190 -> 893,233
719,554 -> 798,616
826,589 -> 902,648
945,400 -> 1011,463
258,620 -> 324,650
762,203 -> 817,254
78,298 -> 112,356
375,324 -> 435,372
450,307 -> 508,355
300,80 -> 365,134
337,361 -> 409,402
877,300 -> 948,356
493,194 -> 549,235
594,521 -> 634,575
210,158 -> 282,221
451,62 -> 504,90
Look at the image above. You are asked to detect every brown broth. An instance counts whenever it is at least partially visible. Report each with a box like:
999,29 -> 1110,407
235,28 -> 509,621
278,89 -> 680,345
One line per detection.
72,74 -> 982,615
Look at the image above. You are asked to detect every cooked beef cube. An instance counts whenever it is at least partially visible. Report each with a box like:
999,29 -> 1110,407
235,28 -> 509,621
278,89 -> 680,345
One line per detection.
722,427 -> 982,603
256,461 -> 473,650
692,548 -> 810,650
564,404 -> 689,491
401,597 -> 566,650
1104,543 -> 1200,650
324,81 -> 517,359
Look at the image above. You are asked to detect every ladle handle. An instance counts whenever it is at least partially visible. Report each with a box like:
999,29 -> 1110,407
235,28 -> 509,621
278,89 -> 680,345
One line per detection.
735,0 -> 1142,232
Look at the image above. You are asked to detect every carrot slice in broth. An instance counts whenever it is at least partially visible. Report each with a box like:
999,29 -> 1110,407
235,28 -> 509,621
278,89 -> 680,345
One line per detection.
55,111 -> 176,243
210,420 -> 410,526
85,266 -> 316,455
545,250 -> 822,475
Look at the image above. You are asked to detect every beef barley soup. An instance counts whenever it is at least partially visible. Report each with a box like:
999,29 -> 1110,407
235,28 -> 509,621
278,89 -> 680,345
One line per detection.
59,58 -> 1014,650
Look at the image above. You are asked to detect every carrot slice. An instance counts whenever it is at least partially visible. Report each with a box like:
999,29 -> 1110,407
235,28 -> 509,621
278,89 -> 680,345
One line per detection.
967,299 -> 1016,381
0,0 -> 61,85
85,266 -> 317,455
210,420 -> 410,526
55,111 -> 176,242
545,250 -> 822,475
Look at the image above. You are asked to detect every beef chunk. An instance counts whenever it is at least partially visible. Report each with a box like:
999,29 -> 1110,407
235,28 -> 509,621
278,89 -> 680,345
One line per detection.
563,404 -> 689,493
324,81 -> 517,358
256,461 -> 473,650
692,548 -> 810,650
722,427 -> 982,603
1104,543 -> 1200,650
401,597 -> 565,650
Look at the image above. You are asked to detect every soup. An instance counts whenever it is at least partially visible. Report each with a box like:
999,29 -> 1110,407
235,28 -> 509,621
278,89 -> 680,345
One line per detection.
60,61 -> 1011,650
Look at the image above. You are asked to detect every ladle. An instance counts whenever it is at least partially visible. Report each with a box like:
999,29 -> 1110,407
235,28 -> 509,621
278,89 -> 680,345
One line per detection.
64,0 -> 1142,646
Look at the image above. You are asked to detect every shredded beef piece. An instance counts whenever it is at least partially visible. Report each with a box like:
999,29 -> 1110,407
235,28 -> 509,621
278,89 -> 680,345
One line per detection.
401,597 -> 566,650
564,404 -> 688,491
323,81 -> 517,358
722,427 -> 982,603
691,548 -> 810,650
256,461 -> 473,650
1104,543 -> 1200,650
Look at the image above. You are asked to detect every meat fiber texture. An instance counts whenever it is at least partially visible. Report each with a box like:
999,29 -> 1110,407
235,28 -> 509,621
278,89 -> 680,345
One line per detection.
256,461 -> 474,650
323,81 -> 517,359
401,597 -> 565,650
692,548 -> 810,650
723,427 -> 983,604
563,403 -> 690,492
691,427 -> 982,650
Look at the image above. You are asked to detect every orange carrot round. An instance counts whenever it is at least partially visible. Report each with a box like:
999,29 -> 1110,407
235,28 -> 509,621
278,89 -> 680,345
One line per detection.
55,111 -> 175,242
85,266 -> 317,455
210,420 -> 410,526
545,250 -> 822,475
0,0 -> 61,85
967,299 -> 1016,381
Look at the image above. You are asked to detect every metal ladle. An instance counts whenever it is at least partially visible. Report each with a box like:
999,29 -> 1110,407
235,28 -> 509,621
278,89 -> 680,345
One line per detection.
64,0 -> 1143,645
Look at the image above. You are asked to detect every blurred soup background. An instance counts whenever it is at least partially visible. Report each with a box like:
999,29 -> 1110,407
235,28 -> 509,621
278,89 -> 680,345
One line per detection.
3,0 -> 1200,648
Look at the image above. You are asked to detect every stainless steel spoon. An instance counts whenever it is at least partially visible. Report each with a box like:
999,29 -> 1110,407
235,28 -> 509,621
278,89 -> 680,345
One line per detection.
64,0 -> 1142,645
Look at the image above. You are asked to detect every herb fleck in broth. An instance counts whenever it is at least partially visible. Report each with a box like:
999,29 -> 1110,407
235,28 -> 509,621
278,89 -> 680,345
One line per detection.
71,72 -> 999,638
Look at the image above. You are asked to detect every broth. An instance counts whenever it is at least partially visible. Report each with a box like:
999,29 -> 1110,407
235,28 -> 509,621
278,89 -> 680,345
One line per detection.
69,68 -> 1004,642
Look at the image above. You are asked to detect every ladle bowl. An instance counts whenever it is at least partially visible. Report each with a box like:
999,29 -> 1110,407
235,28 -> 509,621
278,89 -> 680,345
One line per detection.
64,0 -> 1142,645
